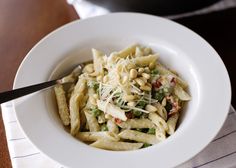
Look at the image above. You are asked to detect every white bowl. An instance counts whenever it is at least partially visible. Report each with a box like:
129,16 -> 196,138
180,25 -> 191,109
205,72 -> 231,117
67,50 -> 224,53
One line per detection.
13,13 -> 231,168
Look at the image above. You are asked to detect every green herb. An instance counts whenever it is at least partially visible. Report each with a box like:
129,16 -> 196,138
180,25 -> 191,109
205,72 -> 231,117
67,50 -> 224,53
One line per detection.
113,92 -> 121,98
147,128 -> 156,135
137,100 -> 147,108
114,98 -> 123,107
142,143 -> 152,148
93,83 -> 99,92
151,69 -> 159,75
165,101 -> 173,113
91,108 -> 102,117
154,89 -> 165,102
132,110 -> 142,117
89,81 -> 99,92
101,124 -> 108,131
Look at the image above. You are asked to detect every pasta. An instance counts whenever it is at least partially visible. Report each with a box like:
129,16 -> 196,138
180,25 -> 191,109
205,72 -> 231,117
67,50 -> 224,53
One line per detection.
54,84 -> 70,126
53,44 -> 191,151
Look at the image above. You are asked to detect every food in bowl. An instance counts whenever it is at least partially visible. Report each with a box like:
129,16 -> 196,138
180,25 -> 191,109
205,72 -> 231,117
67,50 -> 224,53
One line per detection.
53,44 -> 191,151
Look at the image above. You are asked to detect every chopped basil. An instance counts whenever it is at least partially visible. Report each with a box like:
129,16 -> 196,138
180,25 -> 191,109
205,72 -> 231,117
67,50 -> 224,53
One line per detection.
147,128 -> 156,135
137,100 -> 147,108
89,81 -> 99,92
142,143 -> 152,148
91,108 -> 102,117
153,89 -> 165,101
151,69 -> 159,75
132,110 -> 142,117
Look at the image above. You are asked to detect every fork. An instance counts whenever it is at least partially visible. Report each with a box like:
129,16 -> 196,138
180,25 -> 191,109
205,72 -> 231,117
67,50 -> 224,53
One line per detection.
0,62 -> 86,104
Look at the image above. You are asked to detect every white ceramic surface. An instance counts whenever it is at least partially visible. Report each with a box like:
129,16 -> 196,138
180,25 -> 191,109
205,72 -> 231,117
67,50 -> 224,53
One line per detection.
13,13 -> 231,168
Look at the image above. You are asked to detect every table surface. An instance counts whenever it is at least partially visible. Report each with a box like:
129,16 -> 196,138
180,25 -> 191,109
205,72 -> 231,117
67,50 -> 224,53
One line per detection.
0,0 -> 235,167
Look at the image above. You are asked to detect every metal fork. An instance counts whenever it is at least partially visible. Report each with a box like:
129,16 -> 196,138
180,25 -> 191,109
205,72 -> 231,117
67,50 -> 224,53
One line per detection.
0,62 -> 87,104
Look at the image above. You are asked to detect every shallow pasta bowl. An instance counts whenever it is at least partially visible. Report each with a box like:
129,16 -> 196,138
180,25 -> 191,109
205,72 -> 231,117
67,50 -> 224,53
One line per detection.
13,13 -> 231,168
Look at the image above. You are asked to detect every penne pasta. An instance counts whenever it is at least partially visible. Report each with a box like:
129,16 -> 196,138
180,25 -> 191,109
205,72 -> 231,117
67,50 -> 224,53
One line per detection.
54,84 -> 70,126
167,113 -> 179,135
117,119 -> 154,129
155,125 -> 166,141
118,130 -> 159,144
174,84 -> 191,101
148,113 -> 168,131
156,63 -> 188,88
76,131 -> 119,142
90,139 -> 143,151
92,48 -> 105,75
97,100 -> 127,121
53,44 -> 190,151
69,77 -> 87,135
134,54 -> 159,67
154,103 -> 168,121
84,110 -> 100,132
135,46 -> 143,57
107,120 -> 119,134
117,44 -> 137,58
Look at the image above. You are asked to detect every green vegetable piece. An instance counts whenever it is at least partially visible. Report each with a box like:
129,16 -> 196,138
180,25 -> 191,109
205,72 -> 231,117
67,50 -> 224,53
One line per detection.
89,81 -> 99,92
132,110 -> 142,117
93,83 -> 99,92
147,128 -> 156,135
137,100 -> 147,108
151,69 -> 159,75
101,124 -> 108,131
91,108 -> 102,117
165,101 -> 173,113
142,143 -> 152,148
154,89 -> 165,102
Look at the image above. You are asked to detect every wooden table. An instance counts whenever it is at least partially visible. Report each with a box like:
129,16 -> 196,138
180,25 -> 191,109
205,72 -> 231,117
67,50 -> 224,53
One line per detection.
0,0 -> 78,167
0,0 -> 235,167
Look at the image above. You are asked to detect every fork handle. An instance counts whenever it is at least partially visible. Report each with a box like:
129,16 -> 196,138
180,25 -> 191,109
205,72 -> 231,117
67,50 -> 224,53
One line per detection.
0,80 -> 58,104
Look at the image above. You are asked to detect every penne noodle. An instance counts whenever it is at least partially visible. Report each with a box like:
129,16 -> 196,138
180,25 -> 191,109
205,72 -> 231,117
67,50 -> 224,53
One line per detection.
107,120 -> 119,134
148,113 -> 168,131
118,130 -> 159,144
69,94 -> 80,135
167,113 -> 179,135
154,103 -> 168,121
117,119 -> 154,129
143,47 -> 152,55
54,84 -> 70,126
174,84 -> 191,101
92,48 -> 105,75
134,54 -> 159,67
90,139 -> 143,151
117,44 -> 137,58
70,77 -> 87,135
84,110 -> 100,132
97,100 -> 127,121
76,131 -> 119,142
155,125 -> 166,141
156,63 -> 188,88
135,46 -> 143,57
